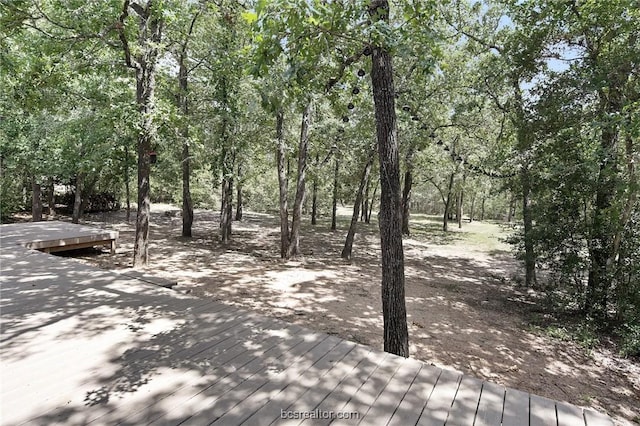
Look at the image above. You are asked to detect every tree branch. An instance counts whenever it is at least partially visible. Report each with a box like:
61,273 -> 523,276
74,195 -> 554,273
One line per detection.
118,0 -> 138,70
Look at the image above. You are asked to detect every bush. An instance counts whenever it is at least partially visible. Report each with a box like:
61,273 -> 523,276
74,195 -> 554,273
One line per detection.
620,324 -> 640,358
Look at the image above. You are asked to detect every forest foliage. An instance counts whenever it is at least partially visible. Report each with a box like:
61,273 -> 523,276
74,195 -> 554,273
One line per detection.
1,0 -> 638,356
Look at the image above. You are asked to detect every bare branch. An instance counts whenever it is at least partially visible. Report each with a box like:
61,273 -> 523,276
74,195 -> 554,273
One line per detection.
117,0 -> 139,71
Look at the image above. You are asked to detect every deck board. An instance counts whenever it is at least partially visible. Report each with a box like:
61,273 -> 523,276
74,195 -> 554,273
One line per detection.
0,222 -> 613,426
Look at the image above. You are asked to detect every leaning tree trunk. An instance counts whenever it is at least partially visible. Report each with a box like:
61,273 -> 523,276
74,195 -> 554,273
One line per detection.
275,109 -> 290,257
287,102 -> 311,258
367,183 -> 377,224
32,178 -> 43,222
370,0 -> 409,358
401,168 -> 412,235
331,157 -> 339,231
342,151 -> 374,260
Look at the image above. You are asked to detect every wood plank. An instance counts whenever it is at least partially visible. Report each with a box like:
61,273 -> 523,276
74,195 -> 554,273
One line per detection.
330,352 -> 404,426
530,395 -> 558,426
222,341 -> 369,426
583,409 -> 613,426
444,375 -> 483,426
502,388 -> 530,426
475,381 -> 506,426
175,337 -> 351,426
355,357 -> 423,426
299,352 -> 390,426
557,402 -> 586,426
387,364 -> 441,426
416,369 -> 462,426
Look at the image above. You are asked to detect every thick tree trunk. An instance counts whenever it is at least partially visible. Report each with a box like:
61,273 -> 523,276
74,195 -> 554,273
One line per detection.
331,157 -> 339,231
370,0 -> 409,358
127,2 -> 162,268
276,109 -> 290,257
521,167 -> 537,287
342,152 -> 375,260
46,176 -> 55,219
401,169 -> 412,235
72,173 -> 83,224
31,178 -> 43,222
287,102 -> 311,258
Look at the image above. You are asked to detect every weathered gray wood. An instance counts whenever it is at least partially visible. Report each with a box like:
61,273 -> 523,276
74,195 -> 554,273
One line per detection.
331,352 -> 404,426
502,388 -> 531,426
234,341 -> 368,426
300,352 -> 390,426
356,357 -> 423,426
583,409 -> 613,426
530,395 -> 558,426
387,364 -> 441,426
475,381 -> 506,426
557,402 -> 586,426
444,375 -> 483,426
417,368 -> 462,426
172,337 -> 353,426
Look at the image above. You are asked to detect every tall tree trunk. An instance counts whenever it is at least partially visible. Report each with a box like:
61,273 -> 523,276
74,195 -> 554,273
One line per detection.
31,178 -> 43,222
178,51 -> 193,237
457,173 -> 466,229
276,109 -> 290,257
331,157 -> 339,231
72,173 -> 83,224
235,163 -> 243,221
118,1 -> 163,268
443,172 -> 455,232
287,102 -> 312,258
46,176 -> 55,219
480,196 -> 486,221
401,169 -> 413,235
367,183 -> 377,224
220,168 -> 233,244
370,0 -> 409,358
342,151 -> 375,260
361,177 -> 370,222
311,154 -> 319,225
125,144 -> 131,222
470,193 -> 476,222
507,193 -> 514,223
521,167 -> 537,287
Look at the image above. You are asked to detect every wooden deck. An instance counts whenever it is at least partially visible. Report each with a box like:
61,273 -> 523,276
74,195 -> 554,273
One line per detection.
0,222 -> 614,425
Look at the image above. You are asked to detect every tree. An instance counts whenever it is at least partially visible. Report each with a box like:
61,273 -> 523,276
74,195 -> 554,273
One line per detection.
117,0 -> 164,267
369,0 -> 409,357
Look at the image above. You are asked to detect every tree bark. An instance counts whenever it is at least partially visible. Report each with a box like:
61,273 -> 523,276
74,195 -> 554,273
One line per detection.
178,46 -> 193,237
370,0 -> 409,358
443,172 -> 455,232
46,176 -> 55,219
287,102 -> 311,258
521,167 -> 537,287
311,154 -> 319,225
124,144 -> 131,222
342,151 -> 375,260
276,109 -> 290,257
72,173 -> 83,224
118,1 -> 163,268
480,197 -> 486,221
235,163 -> 243,221
220,169 -> 233,244
31,178 -> 43,222
367,183 -> 377,224
331,157 -> 339,231
401,169 -> 413,235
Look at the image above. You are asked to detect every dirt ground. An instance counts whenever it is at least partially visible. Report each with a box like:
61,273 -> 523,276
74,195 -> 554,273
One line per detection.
37,204 -> 639,425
